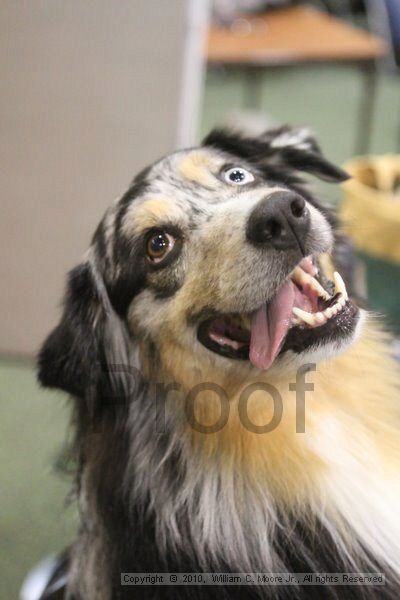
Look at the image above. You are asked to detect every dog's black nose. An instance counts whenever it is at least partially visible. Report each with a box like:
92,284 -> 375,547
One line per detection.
246,191 -> 310,252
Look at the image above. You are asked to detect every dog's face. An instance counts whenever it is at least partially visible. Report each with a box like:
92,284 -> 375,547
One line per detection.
39,127 -> 360,397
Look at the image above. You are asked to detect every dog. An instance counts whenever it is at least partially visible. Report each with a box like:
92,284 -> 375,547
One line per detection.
35,126 -> 400,599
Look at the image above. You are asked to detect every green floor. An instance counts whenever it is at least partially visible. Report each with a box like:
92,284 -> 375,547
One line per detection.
2,65 -> 400,598
0,360 -> 76,598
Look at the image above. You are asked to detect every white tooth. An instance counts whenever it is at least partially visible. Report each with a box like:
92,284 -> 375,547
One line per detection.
292,266 -> 308,286
333,271 -> 348,301
324,299 -> 347,320
336,298 -> 345,311
309,277 -> 331,300
314,311 -> 327,325
292,307 -> 316,327
292,267 -> 330,300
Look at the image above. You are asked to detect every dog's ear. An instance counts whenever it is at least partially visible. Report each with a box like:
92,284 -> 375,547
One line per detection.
203,126 -> 349,183
38,258 -> 135,402
263,126 -> 350,183
38,261 -> 105,398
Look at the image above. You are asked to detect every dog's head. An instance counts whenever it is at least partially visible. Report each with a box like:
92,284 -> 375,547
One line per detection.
38,126 -> 360,398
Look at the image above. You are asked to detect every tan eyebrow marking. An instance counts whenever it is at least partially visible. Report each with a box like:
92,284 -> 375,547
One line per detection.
122,196 -> 184,236
178,151 -> 218,188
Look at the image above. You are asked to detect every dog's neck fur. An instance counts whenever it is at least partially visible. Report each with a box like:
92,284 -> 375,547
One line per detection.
70,318 -> 400,598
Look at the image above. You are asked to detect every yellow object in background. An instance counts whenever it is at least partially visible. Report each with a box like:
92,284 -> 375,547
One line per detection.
341,155 -> 400,264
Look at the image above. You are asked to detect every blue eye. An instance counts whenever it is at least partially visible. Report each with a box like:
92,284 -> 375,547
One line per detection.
224,167 -> 254,186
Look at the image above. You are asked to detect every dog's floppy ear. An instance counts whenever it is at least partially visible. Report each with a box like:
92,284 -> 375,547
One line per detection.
38,261 -> 102,398
203,126 -> 349,183
38,256 -> 134,402
263,126 -> 349,183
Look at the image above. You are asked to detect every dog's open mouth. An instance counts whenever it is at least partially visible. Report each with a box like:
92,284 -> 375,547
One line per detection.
197,256 -> 359,370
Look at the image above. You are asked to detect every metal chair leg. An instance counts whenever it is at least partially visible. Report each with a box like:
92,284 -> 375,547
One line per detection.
355,62 -> 377,155
242,67 -> 264,110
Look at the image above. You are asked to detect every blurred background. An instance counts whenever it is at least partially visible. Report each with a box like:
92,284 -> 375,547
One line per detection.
1,1 -> 400,596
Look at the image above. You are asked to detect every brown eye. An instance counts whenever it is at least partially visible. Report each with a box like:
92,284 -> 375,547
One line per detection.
146,231 -> 175,263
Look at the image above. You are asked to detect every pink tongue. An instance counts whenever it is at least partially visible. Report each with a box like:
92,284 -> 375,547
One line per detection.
249,280 -> 295,370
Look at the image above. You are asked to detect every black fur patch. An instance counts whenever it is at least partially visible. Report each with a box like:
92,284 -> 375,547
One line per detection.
38,262 -> 104,399
203,127 -> 349,184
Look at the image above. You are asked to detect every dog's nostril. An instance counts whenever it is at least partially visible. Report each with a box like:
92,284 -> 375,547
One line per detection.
264,219 -> 282,240
290,197 -> 306,218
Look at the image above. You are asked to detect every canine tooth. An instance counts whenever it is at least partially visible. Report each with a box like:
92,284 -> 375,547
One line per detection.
292,307 -> 316,326
292,267 -> 330,300
324,307 -> 334,319
333,271 -> 348,301
336,298 -> 345,310
310,278 -> 331,301
303,275 -> 330,300
338,294 -> 346,308
292,266 -> 308,286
